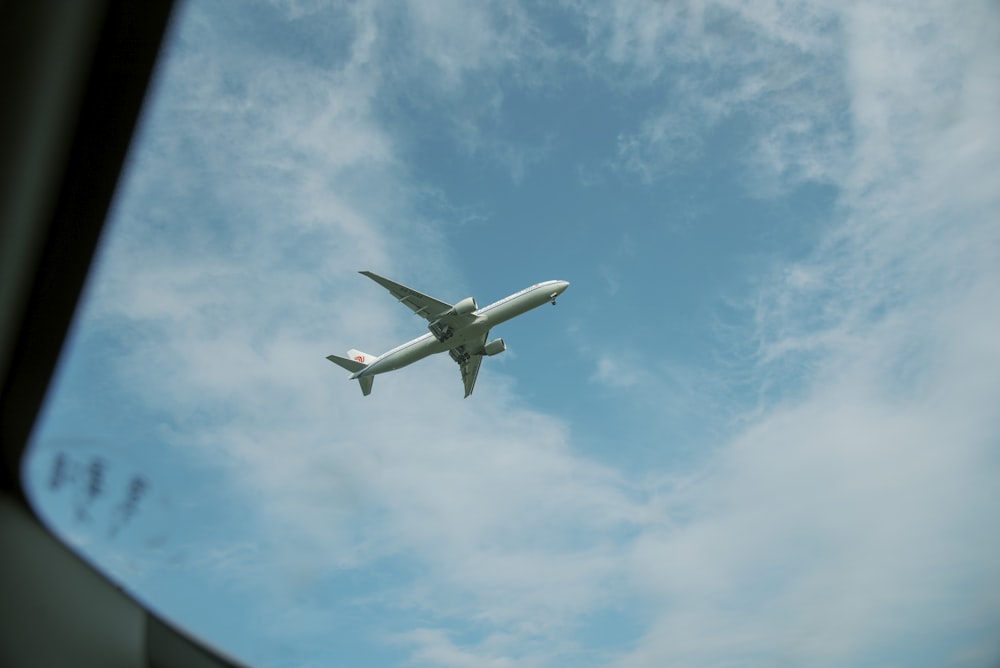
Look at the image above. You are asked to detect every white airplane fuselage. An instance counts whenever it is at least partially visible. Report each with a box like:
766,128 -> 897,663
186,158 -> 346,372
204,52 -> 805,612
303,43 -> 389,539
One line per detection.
354,280 -> 568,379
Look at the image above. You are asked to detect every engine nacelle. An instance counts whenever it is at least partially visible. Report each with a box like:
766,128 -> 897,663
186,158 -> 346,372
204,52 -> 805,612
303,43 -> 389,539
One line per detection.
481,338 -> 506,356
451,296 -> 478,315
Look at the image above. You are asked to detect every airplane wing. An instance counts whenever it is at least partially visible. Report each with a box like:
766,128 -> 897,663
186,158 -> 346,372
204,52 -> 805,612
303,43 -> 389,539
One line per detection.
359,270 -> 452,322
450,332 -> 488,398
360,270 -> 479,342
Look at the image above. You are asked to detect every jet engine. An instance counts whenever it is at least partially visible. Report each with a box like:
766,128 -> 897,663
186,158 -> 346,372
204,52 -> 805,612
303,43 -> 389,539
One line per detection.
481,338 -> 506,356
451,296 -> 478,315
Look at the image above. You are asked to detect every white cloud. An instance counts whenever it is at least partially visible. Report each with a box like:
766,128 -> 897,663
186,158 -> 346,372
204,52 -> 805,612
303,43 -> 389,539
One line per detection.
615,293 -> 1000,664
66,3 -> 641,659
605,2 -> 1000,665
573,0 -> 850,192
375,0 -> 558,184
590,354 -> 648,389
401,1 -> 532,92
42,1 -> 1000,666
396,627 -> 542,668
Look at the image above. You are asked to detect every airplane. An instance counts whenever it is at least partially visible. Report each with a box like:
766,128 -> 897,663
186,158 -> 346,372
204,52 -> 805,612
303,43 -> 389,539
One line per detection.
327,271 -> 570,398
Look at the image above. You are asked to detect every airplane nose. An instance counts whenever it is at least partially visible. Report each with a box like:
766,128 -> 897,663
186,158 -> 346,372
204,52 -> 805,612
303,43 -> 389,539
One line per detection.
547,281 -> 569,305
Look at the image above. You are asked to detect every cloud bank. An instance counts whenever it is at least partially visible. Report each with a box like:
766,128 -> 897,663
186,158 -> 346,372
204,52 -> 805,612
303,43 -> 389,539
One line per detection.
31,1 -> 1000,666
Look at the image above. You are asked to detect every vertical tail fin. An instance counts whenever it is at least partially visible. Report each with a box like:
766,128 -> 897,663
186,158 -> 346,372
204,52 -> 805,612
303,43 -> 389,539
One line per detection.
347,349 -> 376,365
326,350 -> 378,396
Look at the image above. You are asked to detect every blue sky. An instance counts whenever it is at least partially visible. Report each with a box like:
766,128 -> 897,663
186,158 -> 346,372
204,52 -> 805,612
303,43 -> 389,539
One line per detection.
24,1 -> 1000,666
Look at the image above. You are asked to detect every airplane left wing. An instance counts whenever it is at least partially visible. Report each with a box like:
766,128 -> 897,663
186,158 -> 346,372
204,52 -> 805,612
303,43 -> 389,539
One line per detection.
450,332 -> 488,398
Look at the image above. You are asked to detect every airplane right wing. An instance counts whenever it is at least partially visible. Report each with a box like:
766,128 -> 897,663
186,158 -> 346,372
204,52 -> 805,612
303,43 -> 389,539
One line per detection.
360,270 -> 479,342
359,270 -> 452,322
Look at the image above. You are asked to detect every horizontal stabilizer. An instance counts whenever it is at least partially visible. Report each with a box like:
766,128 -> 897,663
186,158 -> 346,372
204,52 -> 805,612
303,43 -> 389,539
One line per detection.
358,375 -> 374,396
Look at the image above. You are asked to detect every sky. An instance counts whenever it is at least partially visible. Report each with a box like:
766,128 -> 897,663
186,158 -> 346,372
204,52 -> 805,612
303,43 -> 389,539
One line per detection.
22,0 -> 1000,666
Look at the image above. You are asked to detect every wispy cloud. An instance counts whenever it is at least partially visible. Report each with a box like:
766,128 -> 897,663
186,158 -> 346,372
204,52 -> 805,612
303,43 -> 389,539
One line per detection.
606,2 -> 1000,665
570,1 -> 850,192
36,1 -> 1000,666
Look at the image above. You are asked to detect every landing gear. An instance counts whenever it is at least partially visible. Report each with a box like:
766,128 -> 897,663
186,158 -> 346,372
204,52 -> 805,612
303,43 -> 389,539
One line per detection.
429,321 -> 454,342
450,349 -> 471,365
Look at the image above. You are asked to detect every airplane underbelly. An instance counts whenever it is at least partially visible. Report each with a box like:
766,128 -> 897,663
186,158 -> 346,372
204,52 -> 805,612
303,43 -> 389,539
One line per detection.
480,296 -> 543,325
454,322 -> 488,343
378,336 -> 440,372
